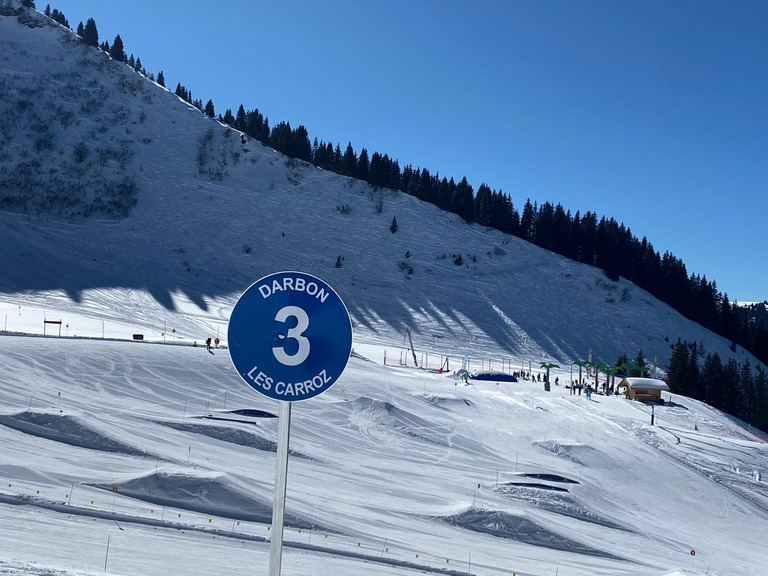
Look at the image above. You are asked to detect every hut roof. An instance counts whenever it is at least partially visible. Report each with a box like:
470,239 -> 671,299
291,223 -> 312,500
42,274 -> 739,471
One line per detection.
618,377 -> 670,391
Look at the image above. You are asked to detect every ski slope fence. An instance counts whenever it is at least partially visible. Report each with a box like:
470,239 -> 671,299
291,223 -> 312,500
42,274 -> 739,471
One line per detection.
383,347 -> 545,380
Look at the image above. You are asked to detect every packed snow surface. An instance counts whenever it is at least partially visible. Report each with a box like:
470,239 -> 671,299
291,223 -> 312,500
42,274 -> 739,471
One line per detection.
1,327 -> 767,576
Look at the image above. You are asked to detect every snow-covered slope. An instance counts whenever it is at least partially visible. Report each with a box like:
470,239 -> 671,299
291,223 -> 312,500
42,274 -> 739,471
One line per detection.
0,5 -> 761,373
1,334 -> 767,576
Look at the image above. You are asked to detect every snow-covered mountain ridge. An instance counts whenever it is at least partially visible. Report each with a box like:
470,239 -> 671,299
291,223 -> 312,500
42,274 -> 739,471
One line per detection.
0,5 -> 760,373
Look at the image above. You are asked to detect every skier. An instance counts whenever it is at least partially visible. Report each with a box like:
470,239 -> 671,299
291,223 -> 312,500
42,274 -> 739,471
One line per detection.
206,337 -> 212,351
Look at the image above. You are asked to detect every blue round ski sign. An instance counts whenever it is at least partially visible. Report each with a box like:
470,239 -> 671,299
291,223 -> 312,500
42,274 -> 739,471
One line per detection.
228,271 -> 352,402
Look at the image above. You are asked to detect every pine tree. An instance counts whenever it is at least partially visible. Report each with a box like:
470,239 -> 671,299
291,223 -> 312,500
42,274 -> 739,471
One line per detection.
292,125 -> 312,162
76,21 -> 84,37
268,122 -> 291,154
110,35 -> 125,62
389,158 -> 401,190
204,100 -> 215,118
356,148 -> 370,181
44,4 -> 50,16
50,8 -> 69,28
156,70 -> 165,87
520,199 -> 536,241
578,211 -> 597,265
687,342 -> 701,399
415,168 -> 436,202
552,203 -> 571,256
633,349 -> 647,377
326,143 -> 338,171
701,352 -> 723,406
406,167 -> 419,197
738,360 -> 755,422
667,340 -> 690,396
721,358 -> 739,415
83,18 -> 98,47
436,177 -> 452,211
596,217 -> 621,281
754,366 -> 767,432
244,109 -> 268,142
400,165 -> 414,194
452,177 -> 474,222
368,152 -> 385,187
234,105 -> 246,131
332,144 -> 342,172
134,56 -> 142,72
408,168 -> 427,201
341,143 -> 357,177
474,183 -> 492,227
261,117 -> 270,143
534,202 -> 555,250
175,84 -> 191,103
390,216 -> 398,234
719,294 -> 737,343
311,138 -> 324,168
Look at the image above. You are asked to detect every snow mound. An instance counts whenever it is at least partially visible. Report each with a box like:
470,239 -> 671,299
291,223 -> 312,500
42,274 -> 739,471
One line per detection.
344,396 -> 453,446
496,481 -> 628,531
533,440 -> 606,467
87,472 -> 325,530
0,412 -> 145,456
418,395 -> 476,410
155,419 -> 316,460
436,508 -> 626,560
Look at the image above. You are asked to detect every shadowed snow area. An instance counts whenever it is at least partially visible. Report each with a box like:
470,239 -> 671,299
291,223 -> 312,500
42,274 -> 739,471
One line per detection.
156,420 -> 317,460
495,483 -> 627,531
519,472 -> 579,483
533,440 -> 608,467
86,472 -> 323,530
437,509 -> 625,561
0,411 -> 146,457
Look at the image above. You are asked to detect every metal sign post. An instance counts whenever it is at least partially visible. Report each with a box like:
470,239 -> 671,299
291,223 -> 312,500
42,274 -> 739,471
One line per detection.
269,401 -> 291,576
228,271 -> 352,576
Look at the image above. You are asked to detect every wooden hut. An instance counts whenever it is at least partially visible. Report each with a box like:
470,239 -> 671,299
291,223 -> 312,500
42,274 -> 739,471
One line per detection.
618,377 -> 669,403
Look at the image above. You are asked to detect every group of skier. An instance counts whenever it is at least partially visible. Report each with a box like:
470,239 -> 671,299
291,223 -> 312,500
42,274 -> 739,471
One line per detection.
569,380 -> 594,399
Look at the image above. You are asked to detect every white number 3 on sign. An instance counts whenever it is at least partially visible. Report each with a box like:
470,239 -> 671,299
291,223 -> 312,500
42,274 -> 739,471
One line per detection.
272,306 -> 310,366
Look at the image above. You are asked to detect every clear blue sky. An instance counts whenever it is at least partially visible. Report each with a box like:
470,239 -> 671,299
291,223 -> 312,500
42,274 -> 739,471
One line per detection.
50,0 -> 768,302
